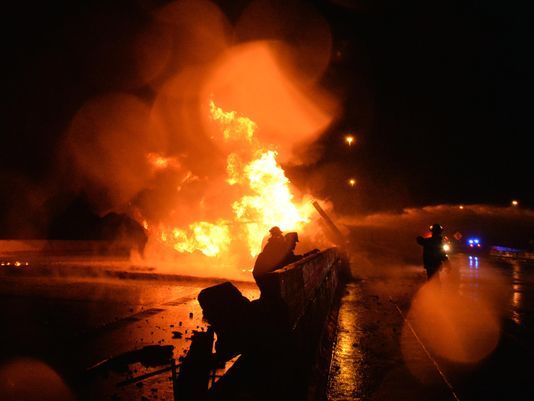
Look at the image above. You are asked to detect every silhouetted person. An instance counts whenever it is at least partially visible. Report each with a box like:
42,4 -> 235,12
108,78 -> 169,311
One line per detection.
253,227 -> 288,294
276,231 -> 320,271
253,229 -> 319,296
416,223 -> 448,280
280,232 -> 304,266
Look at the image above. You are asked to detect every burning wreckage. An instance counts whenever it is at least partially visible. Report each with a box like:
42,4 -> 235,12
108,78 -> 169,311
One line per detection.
130,97 -> 348,398
100,222 -> 349,401
128,94 -> 350,398
64,90 -> 351,399
175,204 -> 350,401
50,36 -> 349,399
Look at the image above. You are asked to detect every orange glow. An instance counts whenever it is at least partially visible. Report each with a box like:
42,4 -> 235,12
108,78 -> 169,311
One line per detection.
201,41 -> 337,164
152,100 -> 315,258
348,178 -> 356,187
60,2 -> 337,275
212,100 -> 314,256
151,0 -> 230,66
235,0 -> 333,83
146,152 -> 180,171
402,280 -> 500,365
511,200 -> 519,206
345,135 -> 355,146
209,100 -> 255,143
0,261 -> 29,268
232,150 -> 314,255
163,221 -> 231,257
0,358 -> 76,401
65,94 -> 158,207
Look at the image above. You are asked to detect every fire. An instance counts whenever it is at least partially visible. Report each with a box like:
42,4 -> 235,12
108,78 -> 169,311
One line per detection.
153,99 -> 314,258
146,152 -> 180,171
232,150 -> 314,255
209,100 -> 255,143
167,221 -> 231,257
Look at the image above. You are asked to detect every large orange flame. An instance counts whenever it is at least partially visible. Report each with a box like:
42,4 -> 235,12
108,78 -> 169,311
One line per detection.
232,150 -> 313,255
154,99 -> 314,258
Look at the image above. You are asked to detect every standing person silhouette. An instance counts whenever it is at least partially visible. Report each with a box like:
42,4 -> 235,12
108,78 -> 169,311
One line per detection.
416,223 -> 448,281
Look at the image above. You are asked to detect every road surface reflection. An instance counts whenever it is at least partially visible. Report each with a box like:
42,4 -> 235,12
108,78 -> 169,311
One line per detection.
0,261 -> 259,401
328,252 -> 534,401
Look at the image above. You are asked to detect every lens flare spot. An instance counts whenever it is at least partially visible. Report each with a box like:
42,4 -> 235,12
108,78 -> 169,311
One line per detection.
402,280 -> 501,366
0,358 -> 75,401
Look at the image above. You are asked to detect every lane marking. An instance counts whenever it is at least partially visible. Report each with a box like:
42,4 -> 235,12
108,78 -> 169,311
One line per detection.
389,296 -> 461,401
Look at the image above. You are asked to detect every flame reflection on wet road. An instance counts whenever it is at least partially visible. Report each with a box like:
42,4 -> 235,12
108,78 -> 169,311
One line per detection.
0,262 -> 259,401
327,282 -> 364,399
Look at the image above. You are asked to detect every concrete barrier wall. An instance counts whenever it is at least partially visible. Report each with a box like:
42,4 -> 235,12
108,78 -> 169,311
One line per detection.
200,247 -> 350,401
266,248 -> 347,328
264,247 -> 350,400
206,248 -> 350,401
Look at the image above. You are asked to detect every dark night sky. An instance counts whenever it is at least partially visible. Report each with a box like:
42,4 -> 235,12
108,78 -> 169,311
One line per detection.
1,0 -> 532,237
305,0 -> 532,212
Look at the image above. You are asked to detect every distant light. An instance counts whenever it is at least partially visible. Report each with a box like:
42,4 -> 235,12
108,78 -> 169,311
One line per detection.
345,135 -> 355,146
512,200 -> 519,206
443,243 -> 450,252
348,178 -> 357,187
459,205 -> 464,209
467,237 -> 481,249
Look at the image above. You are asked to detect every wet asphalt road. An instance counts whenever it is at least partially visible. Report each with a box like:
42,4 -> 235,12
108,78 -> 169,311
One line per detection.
328,253 -> 534,401
1,253 -> 533,401
0,259 -> 259,401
